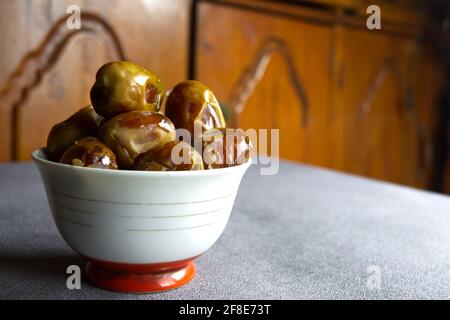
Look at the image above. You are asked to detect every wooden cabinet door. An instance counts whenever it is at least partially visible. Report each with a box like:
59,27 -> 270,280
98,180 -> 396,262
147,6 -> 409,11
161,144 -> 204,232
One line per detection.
195,2 -> 333,167
195,1 -> 444,189
444,124 -> 450,194
412,44 -> 446,189
331,28 -> 430,186
0,0 -> 189,162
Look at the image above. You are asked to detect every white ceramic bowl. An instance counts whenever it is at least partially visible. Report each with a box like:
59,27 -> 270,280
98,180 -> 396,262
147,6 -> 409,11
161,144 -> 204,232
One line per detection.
32,148 -> 250,292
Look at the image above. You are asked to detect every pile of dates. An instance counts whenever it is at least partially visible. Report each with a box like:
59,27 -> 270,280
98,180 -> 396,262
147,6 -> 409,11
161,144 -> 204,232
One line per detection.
47,61 -> 251,171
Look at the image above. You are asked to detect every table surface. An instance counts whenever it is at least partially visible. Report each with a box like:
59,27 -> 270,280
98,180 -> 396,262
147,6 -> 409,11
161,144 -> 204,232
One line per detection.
1,161 -> 450,299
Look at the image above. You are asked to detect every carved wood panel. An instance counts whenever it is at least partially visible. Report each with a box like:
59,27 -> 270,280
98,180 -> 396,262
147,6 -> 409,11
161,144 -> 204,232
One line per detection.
330,27 -> 443,188
196,2 -> 333,166
413,44 -> 446,190
0,0 -> 189,161
196,1 -> 444,189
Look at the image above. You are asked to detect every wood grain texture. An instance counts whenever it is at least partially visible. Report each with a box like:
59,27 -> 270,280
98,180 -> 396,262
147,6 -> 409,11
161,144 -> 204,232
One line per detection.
1,11 -> 125,162
1,0 -> 446,193
196,0 -> 445,189
204,0 -> 425,36
0,0 -> 189,161
329,27 -> 443,188
196,2 -> 333,166
444,123 -> 450,194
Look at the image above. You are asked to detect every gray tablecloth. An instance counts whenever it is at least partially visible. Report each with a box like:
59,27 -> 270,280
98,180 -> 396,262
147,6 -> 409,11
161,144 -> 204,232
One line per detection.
1,161 -> 450,299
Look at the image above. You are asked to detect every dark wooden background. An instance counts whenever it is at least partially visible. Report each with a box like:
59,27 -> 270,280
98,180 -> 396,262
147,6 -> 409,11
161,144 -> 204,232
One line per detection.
0,0 -> 449,194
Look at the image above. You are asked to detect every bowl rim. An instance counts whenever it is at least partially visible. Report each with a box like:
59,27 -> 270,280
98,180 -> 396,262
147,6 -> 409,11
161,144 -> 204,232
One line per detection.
32,148 -> 252,177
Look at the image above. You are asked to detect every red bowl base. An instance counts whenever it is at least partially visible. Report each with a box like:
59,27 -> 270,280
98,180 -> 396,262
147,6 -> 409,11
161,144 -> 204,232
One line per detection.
84,257 -> 196,293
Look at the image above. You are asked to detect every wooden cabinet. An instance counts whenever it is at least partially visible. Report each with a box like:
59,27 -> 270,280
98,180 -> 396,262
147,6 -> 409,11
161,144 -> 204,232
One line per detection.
411,45 -> 445,189
330,28 -> 435,187
0,0 -> 447,193
332,29 -> 444,188
195,0 -> 446,190
196,1 -> 333,167
445,125 -> 450,194
0,0 -> 189,162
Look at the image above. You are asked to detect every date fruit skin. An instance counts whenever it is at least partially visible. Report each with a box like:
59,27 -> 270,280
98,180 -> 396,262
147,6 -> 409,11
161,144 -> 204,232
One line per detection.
99,110 -> 176,169
90,61 -> 165,119
133,141 -> 204,171
202,128 -> 252,169
60,137 -> 118,169
47,105 -> 103,162
47,63 -> 249,173
165,80 -> 226,143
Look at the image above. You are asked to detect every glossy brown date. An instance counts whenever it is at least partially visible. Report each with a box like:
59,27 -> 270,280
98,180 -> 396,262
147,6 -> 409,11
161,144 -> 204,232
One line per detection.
90,61 -> 165,119
98,110 -> 176,169
59,137 -> 118,169
46,105 -> 103,161
202,128 -> 252,169
164,80 -> 226,142
133,141 -> 204,171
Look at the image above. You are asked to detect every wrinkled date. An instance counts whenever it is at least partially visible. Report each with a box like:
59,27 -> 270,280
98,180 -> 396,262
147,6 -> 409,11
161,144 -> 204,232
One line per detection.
201,128 -> 252,169
99,110 -> 176,169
